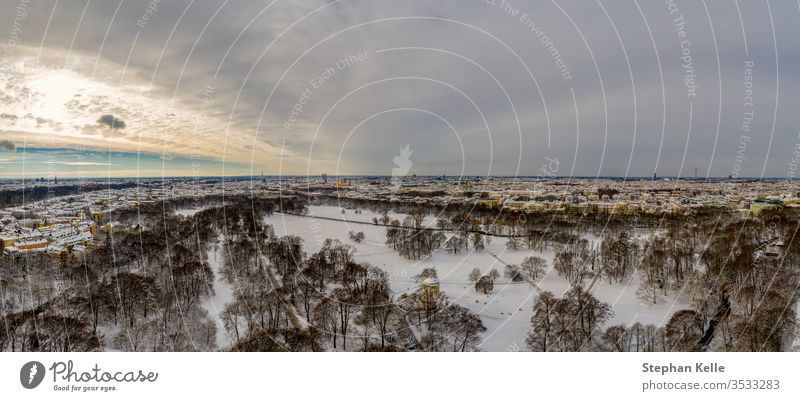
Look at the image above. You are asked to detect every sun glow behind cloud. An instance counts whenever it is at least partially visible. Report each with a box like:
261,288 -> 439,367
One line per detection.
24,69 -> 90,124
0,46 -> 278,177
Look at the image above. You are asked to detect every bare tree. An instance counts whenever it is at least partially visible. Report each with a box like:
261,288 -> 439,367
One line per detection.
468,268 -> 482,283
471,233 -> 485,251
520,256 -> 547,281
413,268 -> 438,283
348,231 -> 365,243
429,304 -> 486,351
527,286 -> 611,351
445,235 -> 463,254
526,292 -> 557,351
505,236 -> 523,251
475,276 -> 494,294
665,309 -> 704,351
504,265 -> 524,282
488,269 -> 500,281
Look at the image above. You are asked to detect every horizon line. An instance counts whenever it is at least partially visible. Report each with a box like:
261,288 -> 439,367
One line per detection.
0,174 -> 796,181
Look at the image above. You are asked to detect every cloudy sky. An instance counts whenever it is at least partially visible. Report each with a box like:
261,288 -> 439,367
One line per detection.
1,0 -> 799,178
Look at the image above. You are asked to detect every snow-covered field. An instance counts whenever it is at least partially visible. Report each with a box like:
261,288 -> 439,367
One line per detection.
200,236 -> 234,349
175,208 -> 204,217
180,204 -> 688,351
265,205 -> 688,351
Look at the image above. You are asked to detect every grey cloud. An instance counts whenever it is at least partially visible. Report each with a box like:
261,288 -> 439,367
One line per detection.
0,140 -> 16,152
97,114 -> 126,130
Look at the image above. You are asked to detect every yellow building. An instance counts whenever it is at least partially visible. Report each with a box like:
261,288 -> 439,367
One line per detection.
612,202 -> 631,215
670,204 -> 686,215
475,199 -> 502,208
504,200 -> 527,210
90,211 -> 105,223
523,202 -> 546,212
420,278 -> 441,302
15,239 -> 48,251
1,236 -> 18,247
